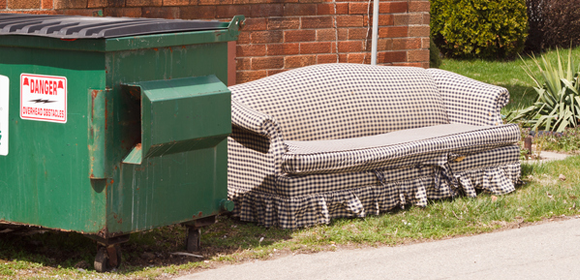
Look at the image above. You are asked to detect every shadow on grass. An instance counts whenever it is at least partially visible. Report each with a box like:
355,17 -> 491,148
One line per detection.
497,84 -> 536,112
0,227 -> 95,270
0,217 -> 293,276
521,162 -> 536,178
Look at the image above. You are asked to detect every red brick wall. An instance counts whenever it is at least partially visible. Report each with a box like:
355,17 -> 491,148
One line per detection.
1,0 -> 430,84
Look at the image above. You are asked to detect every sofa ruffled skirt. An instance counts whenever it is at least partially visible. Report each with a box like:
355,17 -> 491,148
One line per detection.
228,143 -> 521,229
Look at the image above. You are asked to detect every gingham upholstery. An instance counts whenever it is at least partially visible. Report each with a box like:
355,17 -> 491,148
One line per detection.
228,63 -> 521,229
427,68 -> 509,127
231,64 -> 448,141
283,123 -> 520,174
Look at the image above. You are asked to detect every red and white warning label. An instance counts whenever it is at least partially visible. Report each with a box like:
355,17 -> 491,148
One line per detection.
20,73 -> 67,123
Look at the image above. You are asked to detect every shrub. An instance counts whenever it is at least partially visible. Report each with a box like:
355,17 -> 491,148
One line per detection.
429,39 -> 442,68
508,48 -> 580,132
431,0 -> 528,59
525,0 -> 546,53
525,0 -> 580,53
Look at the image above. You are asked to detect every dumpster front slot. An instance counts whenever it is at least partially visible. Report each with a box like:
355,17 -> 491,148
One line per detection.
121,75 -> 231,165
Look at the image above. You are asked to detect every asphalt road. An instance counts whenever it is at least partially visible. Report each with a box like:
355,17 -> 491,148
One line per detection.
177,217 -> 580,280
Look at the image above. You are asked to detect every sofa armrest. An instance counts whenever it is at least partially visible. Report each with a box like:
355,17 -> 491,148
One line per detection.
231,99 -> 286,174
427,69 -> 509,126
232,99 -> 284,140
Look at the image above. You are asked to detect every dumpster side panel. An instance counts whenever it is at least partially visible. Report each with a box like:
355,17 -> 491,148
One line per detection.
103,42 -> 231,235
109,140 -> 228,233
0,45 -> 108,232
101,43 -> 230,171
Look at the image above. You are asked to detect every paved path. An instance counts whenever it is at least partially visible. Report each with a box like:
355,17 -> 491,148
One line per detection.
523,151 -> 569,164
177,217 -> 580,280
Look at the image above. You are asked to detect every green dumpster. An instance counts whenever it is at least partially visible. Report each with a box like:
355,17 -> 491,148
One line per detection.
0,13 -> 243,271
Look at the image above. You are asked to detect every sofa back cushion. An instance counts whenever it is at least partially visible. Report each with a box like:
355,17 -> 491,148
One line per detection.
230,63 -> 449,141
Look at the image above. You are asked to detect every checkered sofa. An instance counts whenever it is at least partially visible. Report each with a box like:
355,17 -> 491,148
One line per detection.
228,63 -> 521,229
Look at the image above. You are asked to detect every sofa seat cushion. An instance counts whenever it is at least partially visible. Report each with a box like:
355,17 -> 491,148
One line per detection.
282,123 -> 520,175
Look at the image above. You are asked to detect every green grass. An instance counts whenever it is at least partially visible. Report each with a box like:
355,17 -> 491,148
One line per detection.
2,50 -> 580,279
2,156 -> 578,279
440,47 -> 580,114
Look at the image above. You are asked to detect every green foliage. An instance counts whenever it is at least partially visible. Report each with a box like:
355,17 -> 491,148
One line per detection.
544,128 -> 580,152
441,47 -> 580,114
521,126 -> 580,153
431,0 -> 528,59
429,39 -> 442,68
509,48 -> 580,132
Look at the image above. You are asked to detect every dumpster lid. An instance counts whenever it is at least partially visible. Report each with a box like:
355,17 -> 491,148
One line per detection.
0,13 -> 228,39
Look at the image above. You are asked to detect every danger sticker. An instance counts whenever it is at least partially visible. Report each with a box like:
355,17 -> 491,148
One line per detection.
20,73 -> 67,123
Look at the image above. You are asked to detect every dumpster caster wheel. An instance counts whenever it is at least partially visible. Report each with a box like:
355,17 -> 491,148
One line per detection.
94,245 -> 121,272
186,227 -> 201,252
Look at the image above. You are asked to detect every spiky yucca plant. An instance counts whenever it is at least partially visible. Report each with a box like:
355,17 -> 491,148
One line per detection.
510,48 -> 580,132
